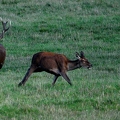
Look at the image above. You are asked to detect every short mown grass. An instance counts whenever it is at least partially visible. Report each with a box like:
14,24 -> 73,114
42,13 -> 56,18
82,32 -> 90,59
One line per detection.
0,0 -> 120,120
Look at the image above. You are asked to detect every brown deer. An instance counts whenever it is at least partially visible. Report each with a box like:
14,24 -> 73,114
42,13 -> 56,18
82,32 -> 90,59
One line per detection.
18,51 -> 92,86
0,18 -> 10,69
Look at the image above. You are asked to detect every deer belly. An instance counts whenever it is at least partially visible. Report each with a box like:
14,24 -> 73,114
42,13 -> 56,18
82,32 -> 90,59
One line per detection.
49,68 -> 59,74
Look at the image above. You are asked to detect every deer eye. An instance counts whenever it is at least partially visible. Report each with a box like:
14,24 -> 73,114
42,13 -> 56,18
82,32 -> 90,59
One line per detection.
83,59 -> 88,64
83,61 -> 86,63
81,59 -> 85,63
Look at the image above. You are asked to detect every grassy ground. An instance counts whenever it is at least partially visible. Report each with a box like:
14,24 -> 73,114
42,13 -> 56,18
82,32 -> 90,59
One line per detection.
0,0 -> 120,119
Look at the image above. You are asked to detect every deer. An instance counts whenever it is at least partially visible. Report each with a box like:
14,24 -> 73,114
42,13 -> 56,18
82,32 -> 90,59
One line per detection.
0,18 -> 10,69
18,51 -> 92,87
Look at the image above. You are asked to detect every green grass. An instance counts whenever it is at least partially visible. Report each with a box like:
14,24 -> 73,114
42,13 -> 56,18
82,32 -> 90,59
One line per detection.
0,0 -> 120,119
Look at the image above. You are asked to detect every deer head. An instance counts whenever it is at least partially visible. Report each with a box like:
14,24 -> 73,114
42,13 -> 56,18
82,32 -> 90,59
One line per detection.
76,51 -> 92,69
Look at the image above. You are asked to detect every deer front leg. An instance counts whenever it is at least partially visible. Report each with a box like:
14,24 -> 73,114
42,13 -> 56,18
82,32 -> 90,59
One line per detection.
52,75 -> 59,86
18,65 -> 37,87
60,72 -> 72,86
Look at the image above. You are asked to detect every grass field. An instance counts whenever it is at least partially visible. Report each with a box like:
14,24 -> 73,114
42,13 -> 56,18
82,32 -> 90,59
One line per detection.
0,0 -> 120,119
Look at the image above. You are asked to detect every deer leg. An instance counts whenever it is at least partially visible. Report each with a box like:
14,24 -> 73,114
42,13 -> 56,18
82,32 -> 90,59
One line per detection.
52,75 -> 59,86
0,63 -> 3,69
18,65 -> 37,87
60,72 -> 72,86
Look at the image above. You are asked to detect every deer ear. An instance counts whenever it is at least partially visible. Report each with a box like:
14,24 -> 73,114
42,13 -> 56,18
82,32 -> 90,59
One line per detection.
76,52 -> 80,58
80,51 -> 84,58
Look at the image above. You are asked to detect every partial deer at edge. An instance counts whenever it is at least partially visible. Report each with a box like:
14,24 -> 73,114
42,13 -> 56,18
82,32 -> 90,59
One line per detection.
0,18 -> 11,69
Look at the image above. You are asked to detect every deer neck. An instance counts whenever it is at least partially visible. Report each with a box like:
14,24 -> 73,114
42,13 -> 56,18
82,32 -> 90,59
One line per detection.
67,59 -> 81,71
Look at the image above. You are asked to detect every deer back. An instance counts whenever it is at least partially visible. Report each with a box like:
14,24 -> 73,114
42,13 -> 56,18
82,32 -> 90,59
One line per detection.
32,52 -> 69,71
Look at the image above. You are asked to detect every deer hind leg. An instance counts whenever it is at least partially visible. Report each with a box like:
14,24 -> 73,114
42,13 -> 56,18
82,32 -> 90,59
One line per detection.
18,65 -> 37,87
60,72 -> 72,86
